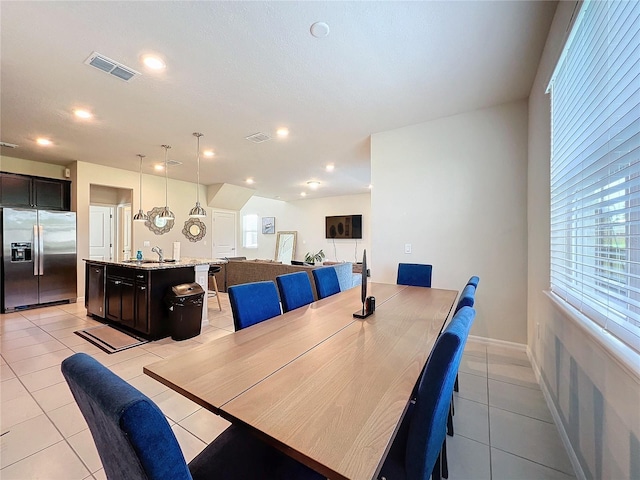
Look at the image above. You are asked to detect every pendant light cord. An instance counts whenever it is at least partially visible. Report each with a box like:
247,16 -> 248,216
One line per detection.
194,132 -> 203,204
162,145 -> 171,208
137,154 -> 145,208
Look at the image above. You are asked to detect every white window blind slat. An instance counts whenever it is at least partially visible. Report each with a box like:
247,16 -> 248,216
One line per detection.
549,0 -> 640,353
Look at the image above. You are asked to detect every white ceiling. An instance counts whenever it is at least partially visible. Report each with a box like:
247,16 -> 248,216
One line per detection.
0,1 -> 557,201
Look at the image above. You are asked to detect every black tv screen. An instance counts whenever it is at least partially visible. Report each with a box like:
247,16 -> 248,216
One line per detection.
326,215 -> 362,239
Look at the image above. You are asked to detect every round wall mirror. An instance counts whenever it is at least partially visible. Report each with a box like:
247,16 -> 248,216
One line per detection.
183,218 -> 206,242
145,207 -> 175,235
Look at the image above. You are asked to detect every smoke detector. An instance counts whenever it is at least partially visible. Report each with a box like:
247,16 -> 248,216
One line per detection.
84,52 -> 140,82
245,132 -> 271,143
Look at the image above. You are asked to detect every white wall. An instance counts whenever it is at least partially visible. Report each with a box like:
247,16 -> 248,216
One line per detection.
72,161 -> 214,298
1,155 -> 68,179
239,194 -> 371,264
371,100 -> 528,343
528,3 -> 640,479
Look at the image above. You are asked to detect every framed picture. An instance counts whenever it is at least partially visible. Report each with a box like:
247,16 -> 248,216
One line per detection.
262,216 -> 275,234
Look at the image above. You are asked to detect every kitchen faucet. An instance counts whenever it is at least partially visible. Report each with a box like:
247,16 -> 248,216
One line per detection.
151,246 -> 164,262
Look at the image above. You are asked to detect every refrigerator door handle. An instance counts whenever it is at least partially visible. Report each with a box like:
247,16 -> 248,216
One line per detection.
38,225 -> 44,275
33,225 -> 39,276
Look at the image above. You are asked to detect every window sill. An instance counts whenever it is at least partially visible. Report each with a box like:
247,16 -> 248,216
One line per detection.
545,291 -> 640,382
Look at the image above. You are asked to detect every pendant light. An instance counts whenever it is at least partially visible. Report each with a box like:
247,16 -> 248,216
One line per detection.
158,145 -> 174,219
189,132 -> 207,218
132,154 -> 148,222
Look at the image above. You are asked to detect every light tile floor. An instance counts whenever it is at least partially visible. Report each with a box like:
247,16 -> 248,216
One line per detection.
0,294 -> 576,479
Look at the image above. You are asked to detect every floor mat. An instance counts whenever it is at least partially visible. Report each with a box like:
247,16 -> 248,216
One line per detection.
75,325 -> 148,354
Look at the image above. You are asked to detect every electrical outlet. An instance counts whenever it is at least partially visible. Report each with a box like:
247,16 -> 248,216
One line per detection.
404,243 -> 412,254
143,241 -> 150,247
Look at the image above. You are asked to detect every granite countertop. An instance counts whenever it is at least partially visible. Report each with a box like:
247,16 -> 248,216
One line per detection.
83,257 -> 227,270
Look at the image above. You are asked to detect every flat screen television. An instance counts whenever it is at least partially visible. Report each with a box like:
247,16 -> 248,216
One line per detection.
325,214 -> 362,239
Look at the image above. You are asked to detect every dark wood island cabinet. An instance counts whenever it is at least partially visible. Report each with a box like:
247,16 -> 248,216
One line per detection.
84,260 -> 210,339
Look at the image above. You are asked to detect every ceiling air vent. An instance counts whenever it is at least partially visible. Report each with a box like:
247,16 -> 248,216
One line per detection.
166,160 -> 182,167
245,132 -> 271,143
84,52 -> 140,82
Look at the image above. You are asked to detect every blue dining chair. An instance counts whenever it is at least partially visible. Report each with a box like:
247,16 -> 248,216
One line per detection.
454,284 -> 476,313
61,353 -> 324,480
378,306 -> 475,480
449,279 -> 479,436
228,281 -> 281,331
276,271 -> 315,312
312,266 -> 341,299
397,263 -> 433,287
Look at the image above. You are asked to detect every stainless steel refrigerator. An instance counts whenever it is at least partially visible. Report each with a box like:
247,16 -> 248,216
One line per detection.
1,207 -> 77,312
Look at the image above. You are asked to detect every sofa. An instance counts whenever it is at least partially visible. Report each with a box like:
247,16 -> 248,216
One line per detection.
218,259 -> 361,299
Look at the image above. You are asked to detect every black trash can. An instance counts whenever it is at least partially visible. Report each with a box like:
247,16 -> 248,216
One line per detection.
165,283 -> 205,340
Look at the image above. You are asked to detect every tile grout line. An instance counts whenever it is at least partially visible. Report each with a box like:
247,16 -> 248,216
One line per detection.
490,444 -> 577,477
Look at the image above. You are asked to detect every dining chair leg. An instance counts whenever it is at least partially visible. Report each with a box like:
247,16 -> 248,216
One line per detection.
447,395 -> 455,436
209,275 -> 222,311
431,451 -> 442,480
441,437 -> 449,479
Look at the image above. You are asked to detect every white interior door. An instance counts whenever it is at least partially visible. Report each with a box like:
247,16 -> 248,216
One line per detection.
89,205 -> 114,260
213,210 -> 237,258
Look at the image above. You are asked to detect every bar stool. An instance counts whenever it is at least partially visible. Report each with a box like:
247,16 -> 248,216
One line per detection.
208,265 -> 222,311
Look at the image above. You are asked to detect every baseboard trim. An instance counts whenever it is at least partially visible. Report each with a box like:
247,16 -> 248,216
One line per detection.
527,347 -> 586,480
468,334 -> 527,352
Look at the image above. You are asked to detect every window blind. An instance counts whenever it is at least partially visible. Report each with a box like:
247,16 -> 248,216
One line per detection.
549,0 -> 640,352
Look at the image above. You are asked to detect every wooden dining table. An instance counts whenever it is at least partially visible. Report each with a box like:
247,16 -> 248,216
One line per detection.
144,282 -> 458,480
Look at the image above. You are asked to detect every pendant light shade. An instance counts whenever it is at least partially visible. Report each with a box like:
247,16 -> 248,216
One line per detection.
189,132 -> 207,218
159,145 -> 174,220
133,154 -> 148,222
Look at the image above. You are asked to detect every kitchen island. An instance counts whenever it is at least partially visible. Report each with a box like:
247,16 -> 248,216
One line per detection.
84,258 -> 225,339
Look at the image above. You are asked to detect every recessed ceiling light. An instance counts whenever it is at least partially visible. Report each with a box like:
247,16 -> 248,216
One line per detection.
307,181 -> 321,189
142,55 -> 166,70
74,109 -> 92,119
36,138 -> 52,146
246,178 -> 255,185
154,164 -> 164,171
300,192 -> 307,197
203,150 -> 215,157
310,22 -> 330,38
326,164 -> 335,172
276,127 -> 289,138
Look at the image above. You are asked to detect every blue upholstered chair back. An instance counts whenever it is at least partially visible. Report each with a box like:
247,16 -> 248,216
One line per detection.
405,306 -> 475,479
312,267 -> 341,299
397,263 -> 433,288
467,276 -> 480,288
454,284 -> 476,313
228,281 -> 281,331
276,271 -> 315,312
61,353 -> 192,480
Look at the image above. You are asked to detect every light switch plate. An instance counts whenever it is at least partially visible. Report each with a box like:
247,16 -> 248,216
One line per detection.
404,243 -> 412,254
